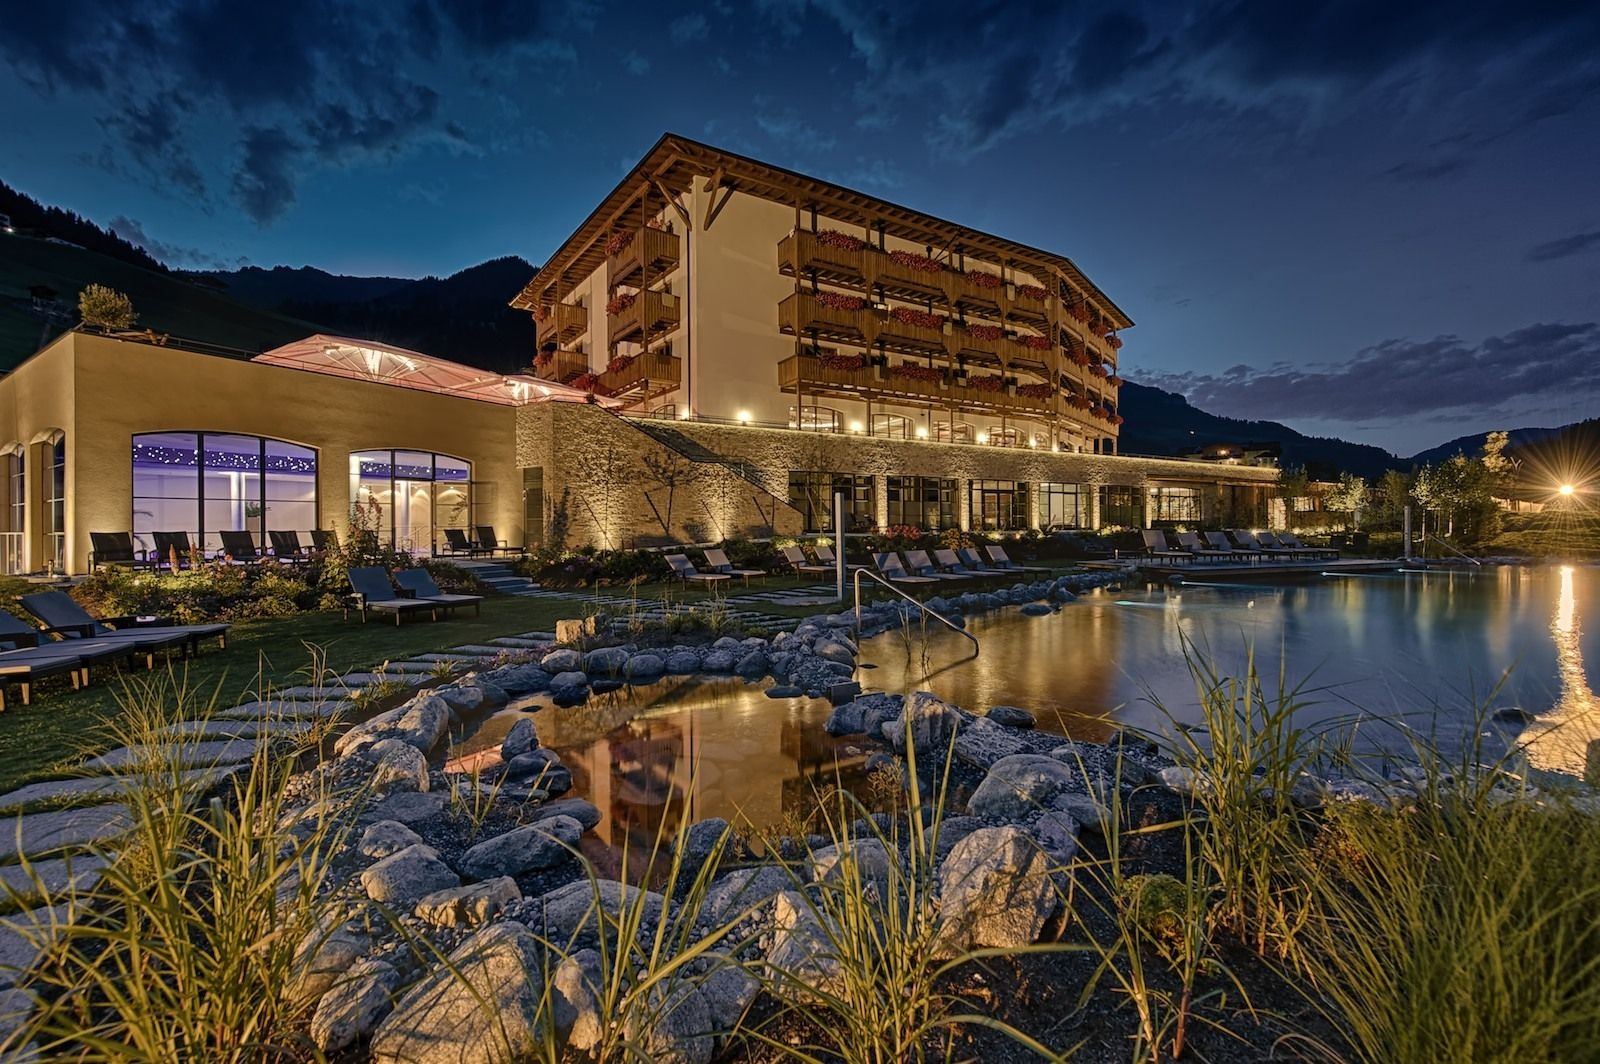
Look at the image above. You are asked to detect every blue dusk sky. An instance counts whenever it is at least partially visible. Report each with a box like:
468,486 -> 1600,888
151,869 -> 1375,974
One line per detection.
2,0 -> 1597,453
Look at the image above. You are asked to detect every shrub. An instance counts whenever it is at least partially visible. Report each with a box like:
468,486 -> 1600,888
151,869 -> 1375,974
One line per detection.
78,284 -> 135,330
73,561 -> 318,623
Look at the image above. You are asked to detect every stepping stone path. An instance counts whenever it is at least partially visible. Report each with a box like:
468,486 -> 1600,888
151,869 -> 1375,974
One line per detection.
0,766 -> 242,813
0,805 -> 130,862
218,699 -> 348,720
86,739 -> 261,773
154,718 -> 315,740
0,855 -> 106,903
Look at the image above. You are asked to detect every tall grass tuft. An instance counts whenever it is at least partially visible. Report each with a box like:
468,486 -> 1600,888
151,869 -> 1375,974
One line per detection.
8,670 -> 358,1061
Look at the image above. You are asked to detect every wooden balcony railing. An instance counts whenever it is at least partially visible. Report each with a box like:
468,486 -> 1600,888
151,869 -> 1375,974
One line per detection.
608,227 -> 681,288
778,230 -> 867,284
535,301 -> 588,347
532,349 -> 589,384
607,289 -> 681,346
598,351 -> 682,404
778,291 -> 869,344
778,355 -> 1056,418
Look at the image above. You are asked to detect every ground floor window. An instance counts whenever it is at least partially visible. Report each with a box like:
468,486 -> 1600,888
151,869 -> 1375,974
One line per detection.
872,414 -> 911,439
1039,482 -> 1087,529
787,471 -> 873,533
133,432 -> 319,555
969,479 -> 1030,531
1152,485 -> 1204,523
0,447 -> 21,575
349,449 -> 470,554
1099,485 -> 1143,529
886,476 -> 956,531
934,421 -> 975,444
788,406 -> 841,433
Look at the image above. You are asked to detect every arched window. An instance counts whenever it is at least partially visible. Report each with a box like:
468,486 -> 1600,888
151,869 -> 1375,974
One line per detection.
871,414 -> 910,439
934,421 -> 974,444
132,432 -> 319,555
348,450 -> 471,555
788,405 -> 841,433
0,444 -> 22,575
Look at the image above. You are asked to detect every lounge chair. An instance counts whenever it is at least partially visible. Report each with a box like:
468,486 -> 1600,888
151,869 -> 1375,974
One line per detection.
309,529 -> 339,554
905,549 -> 972,581
1230,530 -> 1296,559
957,547 -> 1002,573
984,545 -> 1050,573
345,567 -> 438,625
780,545 -> 832,576
0,610 -> 41,650
1204,531 -> 1261,561
442,528 -> 485,557
219,530 -> 261,563
1140,529 -> 1194,565
152,531 -> 200,569
872,552 -> 939,585
1276,532 -> 1339,560
393,568 -> 483,616
0,645 -> 87,711
474,526 -> 521,557
1254,531 -> 1316,559
703,548 -> 766,585
89,532 -> 154,571
813,545 -> 865,570
19,591 -> 228,655
933,548 -> 981,576
268,530 -> 310,562
665,554 -> 731,589
1175,531 -> 1234,563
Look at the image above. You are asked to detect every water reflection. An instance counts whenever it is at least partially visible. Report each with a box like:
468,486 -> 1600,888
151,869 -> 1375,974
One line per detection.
1518,566 -> 1600,773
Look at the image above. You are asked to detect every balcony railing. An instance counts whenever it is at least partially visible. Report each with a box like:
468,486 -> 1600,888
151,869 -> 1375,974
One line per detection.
608,289 -> 681,346
598,351 -> 682,403
535,301 -> 587,347
608,227 -> 680,289
532,349 -> 589,384
778,291 -> 870,344
778,230 -> 868,284
778,355 -> 1055,418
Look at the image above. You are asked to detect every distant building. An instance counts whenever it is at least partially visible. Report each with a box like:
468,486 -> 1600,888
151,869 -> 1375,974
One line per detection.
1175,441 -> 1281,467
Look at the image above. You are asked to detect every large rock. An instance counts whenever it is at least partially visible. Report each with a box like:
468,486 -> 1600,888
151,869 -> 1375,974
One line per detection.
365,738 -> 430,793
623,984 -> 714,1064
484,663 -> 551,695
358,819 -> 424,859
701,865 -> 792,926
541,648 -> 584,673
812,640 -> 856,666
734,650 -> 770,678
966,754 -> 1080,821
500,718 -> 538,761
987,706 -> 1035,729
952,716 -> 1032,771
459,815 -> 583,880
531,798 -> 602,832
435,683 -> 485,714
811,838 -> 892,883
415,876 -> 522,928
548,671 -> 590,704
764,891 -> 841,997
824,700 -> 865,736
360,844 -> 459,904
530,879 -> 664,948
1031,810 -> 1080,864
881,691 -> 961,756
701,650 -> 736,672
938,826 -> 1057,949
624,653 -> 666,682
370,922 -> 548,1064
665,651 -> 701,675
584,646 -> 630,676
335,693 -> 450,757
552,948 -> 604,1051
310,958 -> 401,1053
678,817 -> 729,866
291,923 -> 370,1005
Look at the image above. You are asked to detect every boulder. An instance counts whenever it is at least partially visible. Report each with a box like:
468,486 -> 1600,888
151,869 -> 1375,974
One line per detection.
484,663 -> 551,695
1157,765 -> 1208,798
1051,791 -> 1110,833
624,653 -> 666,682
938,826 -> 1057,949
365,738 -> 430,793
1031,810 -> 1080,864
952,716 -> 1032,771
360,844 -> 459,904
987,706 -> 1035,730
500,718 -> 538,761
552,948 -> 604,1051
531,798 -> 602,831
583,646 -> 630,676
701,865 -> 792,926
364,790 -> 447,826
811,838 -> 892,883
292,923 -> 370,1005
459,815 -> 583,880
541,648 -> 584,672
623,984 -> 714,1064
764,891 -> 840,997
679,818 -> 729,865
966,754 -> 1081,821
370,922 -> 547,1064
555,616 -> 599,644
665,652 -> 701,675
701,650 -> 736,672
530,879 -> 664,949
697,960 -> 760,1041
435,684 -> 485,714
310,958 -> 401,1053
932,815 -> 985,861
334,693 -> 450,757
1019,602 -> 1052,616
824,700 -> 865,736
734,650 -> 770,678
881,691 -> 961,756
812,640 -> 855,666
415,876 -> 522,928
765,684 -> 804,699
358,819 -> 424,860
548,671 -> 590,704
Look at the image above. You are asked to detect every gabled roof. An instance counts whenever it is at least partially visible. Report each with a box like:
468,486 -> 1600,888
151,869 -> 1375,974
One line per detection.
512,133 -> 1134,329
254,335 -> 618,407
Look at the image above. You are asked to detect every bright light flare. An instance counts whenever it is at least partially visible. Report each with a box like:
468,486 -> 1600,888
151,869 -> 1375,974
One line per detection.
1559,483 -> 1576,496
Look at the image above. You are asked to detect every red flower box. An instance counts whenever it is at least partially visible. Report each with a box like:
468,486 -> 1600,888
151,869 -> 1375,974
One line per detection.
966,323 -> 1005,342
533,306 -> 550,323
817,353 -> 866,371
888,249 -> 943,273
816,291 -> 865,311
1107,375 -> 1124,388
1018,334 -> 1051,350
967,270 -> 1003,289
533,351 -> 553,369
1107,333 -> 1124,349
606,354 -> 636,375
1016,284 -> 1049,301
1108,414 -> 1125,426
1018,382 -> 1054,400
604,230 -> 631,257
605,292 -> 637,317
891,363 -> 944,382
1069,351 -> 1091,367
573,372 -> 599,391
815,229 -> 866,251
967,374 -> 1004,392
889,306 -> 944,329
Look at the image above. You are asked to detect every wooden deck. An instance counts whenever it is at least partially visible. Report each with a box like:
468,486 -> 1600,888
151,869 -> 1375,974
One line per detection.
1134,557 -> 1403,580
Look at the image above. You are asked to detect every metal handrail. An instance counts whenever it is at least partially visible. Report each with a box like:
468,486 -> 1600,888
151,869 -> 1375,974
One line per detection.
1423,533 -> 1482,567
852,568 -> 980,655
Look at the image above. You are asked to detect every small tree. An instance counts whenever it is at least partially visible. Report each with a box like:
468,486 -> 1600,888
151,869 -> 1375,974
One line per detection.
1370,469 -> 1412,530
78,284 -> 135,330
1324,472 -> 1369,530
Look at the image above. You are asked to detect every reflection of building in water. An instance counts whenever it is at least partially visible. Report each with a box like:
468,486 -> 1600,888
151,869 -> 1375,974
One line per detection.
1519,566 -> 1600,774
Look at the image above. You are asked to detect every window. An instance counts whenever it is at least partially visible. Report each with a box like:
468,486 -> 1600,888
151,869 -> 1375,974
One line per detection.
45,436 -> 65,570
1039,482 -> 1087,529
934,421 -> 974,444
788,406 -> 841,433
969,480 -> 1030,531
133,432 -> 319,555
983,427 -> 1020,448
1099,485 -> 1143,529
886,476 -> 956,531
348,450 -> 472,555
787,471 -> 872,533
1,446 -> 23,575
871,414 -> 911,439
1152,486 -> 1203,523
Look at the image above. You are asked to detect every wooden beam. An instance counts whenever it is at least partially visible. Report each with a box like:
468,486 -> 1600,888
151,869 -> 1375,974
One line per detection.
700,167 -> 735,231
654,180 -> 692,230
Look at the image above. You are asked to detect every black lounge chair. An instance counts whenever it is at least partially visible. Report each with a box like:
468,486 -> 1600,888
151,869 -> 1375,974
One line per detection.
813,544 -> 866,570
219,530 -> 261,563
268,530 -> 309,561
345,567 -> 438,625
984,544 -> 1050,574
474,526 -> 521,557
393,568 -> 483,617
872,552 -> 939,586
1175,531 -> 1234,563
780,545 -> 832,576
89,532 -> 154,571
0,646 -> 87,711
905,549 -> 972,581
956,547 -> 1002,573
0,610 -> 41,651
19,591 -> 229,655
1204,531 -> 1261,561
1230,530 -> 1297,560
1276,532 -> 1339,560
152,531 -> 200,569
1141,529 -> 1194,565
933,548 -> 984,577
442,528 -> 486,557
310,529 -> 339,554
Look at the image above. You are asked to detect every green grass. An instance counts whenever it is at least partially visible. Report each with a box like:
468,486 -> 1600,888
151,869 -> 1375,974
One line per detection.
1481,511 -> 1600,558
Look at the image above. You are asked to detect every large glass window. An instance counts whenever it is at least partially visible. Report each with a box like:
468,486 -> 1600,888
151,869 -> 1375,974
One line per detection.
132,432 -> 318,554
871,414 -> 911,439
787,471 -> 872,533
886,476 -> 955,531
349,450 -> 473,555
1039,482 -> 1087,529
969,480 -> 1030,531
0,447 -> 20,576
788,406 -> 841,433
45,437 -> 65,570
1099,485 -> 1143,529
1152,486 -> 1203,523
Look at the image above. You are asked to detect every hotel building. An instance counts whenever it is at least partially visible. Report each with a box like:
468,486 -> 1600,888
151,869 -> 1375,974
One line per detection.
0,135 -> 1275,575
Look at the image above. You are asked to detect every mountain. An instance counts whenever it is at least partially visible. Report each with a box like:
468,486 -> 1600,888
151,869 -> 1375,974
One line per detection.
1118,380 -> 1404,479
1408,425 -> 1569,467
0,179 -> 167,275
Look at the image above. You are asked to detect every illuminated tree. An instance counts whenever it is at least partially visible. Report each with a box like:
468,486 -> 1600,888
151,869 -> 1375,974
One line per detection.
78,284 -> 135,330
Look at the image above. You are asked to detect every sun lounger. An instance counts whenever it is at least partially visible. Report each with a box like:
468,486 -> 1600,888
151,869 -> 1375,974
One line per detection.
442,528 -> 486,557
19,591 -> 228,655
474,526 -> 521,557
1276,532 -> 1339,559
665,554 -> 731,588
219,530 -> 261,563
345,568 -> 439,625
89,531 -> 155,571
268,530 -> 311,562
1140,529 -> 1194,564
703,548 -> 766,585
0,645 -> 87,710
152,531 -> 201,568
872,552 -> 939,585
1175,531 -> 1234,562
781,545 -> 832,576
904,549 -> 971,581
984,545 -> 1050,573
309,529 -> 339,554
393,568 -> 483,616
1230,530 -> 1296,559
1204,531 -> 1261,561
813,545 -> 865,570
933,548 -> 980,576
957,547 -> 1002,573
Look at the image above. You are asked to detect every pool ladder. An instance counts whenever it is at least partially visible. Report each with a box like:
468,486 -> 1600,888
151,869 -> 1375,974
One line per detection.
851,569 -> 980,656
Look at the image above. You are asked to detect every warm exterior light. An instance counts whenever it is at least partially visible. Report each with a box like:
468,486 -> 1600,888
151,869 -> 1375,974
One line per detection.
849,420 -> 864,434
1560,483 -> 1576,496
736,410 -> 751,424
915,426 -> 928,438
976,432 -> 988,444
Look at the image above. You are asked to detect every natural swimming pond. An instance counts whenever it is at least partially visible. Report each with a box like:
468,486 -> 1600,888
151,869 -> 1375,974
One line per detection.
452,564 -> 1600,853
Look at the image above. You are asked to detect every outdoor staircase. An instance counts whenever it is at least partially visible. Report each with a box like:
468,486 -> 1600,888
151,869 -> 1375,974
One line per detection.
452,559 -> 542,597
627,419 -> 765,486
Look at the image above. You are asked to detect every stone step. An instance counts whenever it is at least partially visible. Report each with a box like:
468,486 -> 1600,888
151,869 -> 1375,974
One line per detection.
275,684 -> 367,700
338,672 -> 429,687
154,718 -> 314,741
0,766 -> 243,813
0,806 -> 130,862
0,905 -> 71,991
447,645 -> 521,657
411,653 -> 483,663
217,699 -> 349,720
488,637 -> 544,649
86,739 -> 260,774
0,855 -> 106,905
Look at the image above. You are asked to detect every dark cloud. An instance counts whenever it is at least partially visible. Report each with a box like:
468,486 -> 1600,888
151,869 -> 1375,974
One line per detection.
670,13 -> 710,42
108,215 -> 225,269
1526,231 -> 1600,263
1383,156 -> 1470,183
232,128 -> 302,225
1141,322 -> 1600,422
98,93 -> 207,200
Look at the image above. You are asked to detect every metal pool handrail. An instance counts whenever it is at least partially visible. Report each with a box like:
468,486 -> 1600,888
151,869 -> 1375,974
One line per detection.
852,568 -> 980,655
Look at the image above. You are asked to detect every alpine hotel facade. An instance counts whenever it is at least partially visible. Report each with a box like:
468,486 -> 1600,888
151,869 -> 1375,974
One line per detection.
0,135 -> 1276,575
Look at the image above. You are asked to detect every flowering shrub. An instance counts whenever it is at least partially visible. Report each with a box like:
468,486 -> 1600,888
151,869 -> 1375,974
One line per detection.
815,291 -> 865,311
605,292 -> 637,317
533,351 -> 553,369
1067,302 -> 1091,323
1016,284 -> 1049,301
815,229 -> 866,251
1069,350 -> 1092,367
1107,374 -> 1124,387
891,363 -> 944,383
1092,406 -> 1110,420
1107,333 -> 1124,349
888,249 -> 943,273
606,353 -> 636,375
604,229 -> 631,257
888,306 -> 943,329
572,372 -> 599,391
817,352 -> 866,371
1108,413 -> 1125,426
967,374 -> 1004,392
1018,382 -> 1054,399
1091,362 -> 1109,378
966,323 -> 1005,342
966,270 -> 1002,289
1018,334 -> 1052,350
1069,394 -> 1093,410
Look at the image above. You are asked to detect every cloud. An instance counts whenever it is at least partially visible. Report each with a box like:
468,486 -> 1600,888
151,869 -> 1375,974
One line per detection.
622,50 -> 651,76
108,215 -> 226,269
232,128 -> 303,225
670,13 -> 710,42
1525,230 -> 1600,263
1140,322 -> 1600,422
1383,156 -> 1471,183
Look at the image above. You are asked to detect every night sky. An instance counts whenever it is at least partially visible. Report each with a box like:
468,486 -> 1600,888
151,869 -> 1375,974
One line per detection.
3,1 -> 1597,454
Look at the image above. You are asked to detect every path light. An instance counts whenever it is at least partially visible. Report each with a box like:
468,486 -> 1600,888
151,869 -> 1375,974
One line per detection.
915,426 -> 929,439
736,410 -> 751,424
849,420 -> 864,434
1559,484 -> 1576,497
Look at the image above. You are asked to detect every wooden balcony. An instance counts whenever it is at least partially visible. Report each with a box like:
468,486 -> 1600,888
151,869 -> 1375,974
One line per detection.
778,355 -> 1054,418
778,291 -> 870,345
607,227 -> 680,289
535,301 -> 587,347
953,325 -> 1006,360
872,253 -> 949,301
950,271 -> 1005,310
874,310 -> 949,354
1006,285 -> 1050,322
599,351 -> 681,405
532,349 -> 589,384
608,290 -> 681,346
778,230 -> 867,286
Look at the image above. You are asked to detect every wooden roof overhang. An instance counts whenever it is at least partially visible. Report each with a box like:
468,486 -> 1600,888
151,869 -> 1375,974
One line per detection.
511,134 -> 1134,330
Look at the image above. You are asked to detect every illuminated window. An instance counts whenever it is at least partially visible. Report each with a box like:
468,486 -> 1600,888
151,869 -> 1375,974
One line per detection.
133,432 -> 319,555
349,450 -> 472,555
787,471 -> 872,533
1039,483 -> 1087,529
969,480 -> 1030,531
788,406 -> 842,433
886,476 -> 956,531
